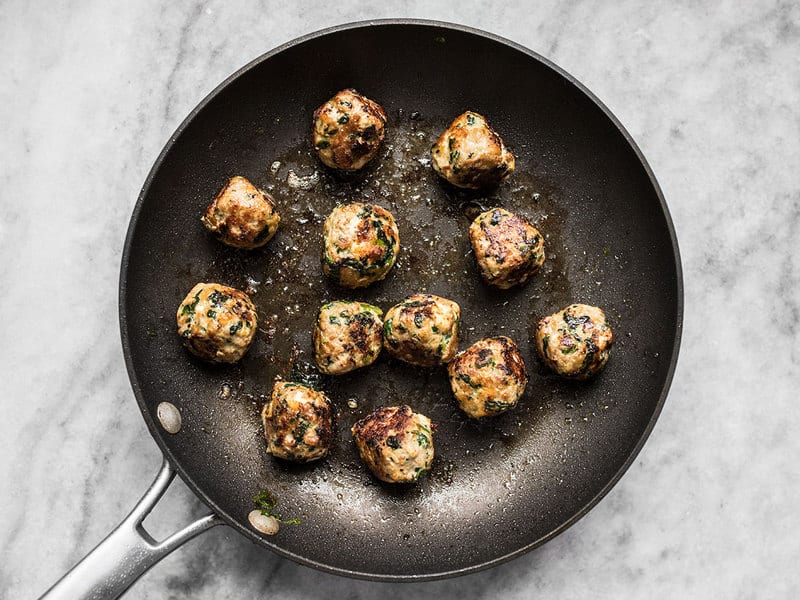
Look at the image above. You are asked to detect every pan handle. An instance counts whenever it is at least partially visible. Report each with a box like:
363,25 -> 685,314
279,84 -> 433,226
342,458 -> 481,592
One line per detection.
39,457 -> 223,600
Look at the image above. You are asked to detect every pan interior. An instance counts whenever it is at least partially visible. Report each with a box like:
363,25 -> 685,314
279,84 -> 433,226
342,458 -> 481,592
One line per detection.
121,22 -> 680,579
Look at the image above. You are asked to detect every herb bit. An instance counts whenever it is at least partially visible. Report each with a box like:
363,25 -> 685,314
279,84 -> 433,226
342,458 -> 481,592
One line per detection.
288,360 -> 325,391
253,491 -> 301,525
416,430 -> 430,448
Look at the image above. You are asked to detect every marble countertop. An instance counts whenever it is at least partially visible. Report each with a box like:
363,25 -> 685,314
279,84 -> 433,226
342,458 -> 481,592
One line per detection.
2,1 -> 798,598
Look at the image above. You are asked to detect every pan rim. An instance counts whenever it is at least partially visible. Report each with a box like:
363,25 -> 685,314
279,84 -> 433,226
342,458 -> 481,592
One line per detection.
119,18 -> 683,582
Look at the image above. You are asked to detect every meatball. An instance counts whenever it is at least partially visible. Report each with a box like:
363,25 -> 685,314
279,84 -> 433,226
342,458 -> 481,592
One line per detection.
383,294 -> 460,366
176,282 -> 257,363
447,337 -> 528,418
262,381 -> 334,462
469,208 -> 545,289
312,89 -> 387,171
535,304 -> 614,379
201,176 -> 280,249
351,405 -> 434,483
322,202 -> 400,288
313,301 -> 383,375
431,111 -> 515,189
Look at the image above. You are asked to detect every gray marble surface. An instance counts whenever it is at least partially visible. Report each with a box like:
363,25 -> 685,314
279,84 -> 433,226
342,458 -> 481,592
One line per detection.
2,1 -> 798,598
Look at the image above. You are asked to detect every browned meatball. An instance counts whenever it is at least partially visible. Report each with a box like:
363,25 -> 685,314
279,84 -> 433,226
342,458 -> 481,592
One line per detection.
321,202 -> 400,288
351,405 -> 434,483
534,304 -> 614,379
313,301 -> 383,375
448,337 -> 528,418
262,381 -> 334,462
382,294 -> 461,366
312,89 -> 387,171
201,176 -> 280,249
469,208 -> 545,289
176,282 -> 257,363
431,111 -> 515,189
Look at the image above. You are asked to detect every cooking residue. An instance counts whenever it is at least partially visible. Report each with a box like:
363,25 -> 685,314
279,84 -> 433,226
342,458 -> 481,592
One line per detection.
287,169 -> 320,190
245,276 -> 261,295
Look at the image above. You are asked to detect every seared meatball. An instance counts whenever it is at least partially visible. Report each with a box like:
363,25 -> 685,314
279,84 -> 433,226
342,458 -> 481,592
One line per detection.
431,111 -> 515,189
201,176 -> 280,249
469,208 -> 545,289
312,89 -> 387,171
314,301 -> 383,375
351,405 -> 434,483
262,381 -> 334,462
448,337 -> 528,418
322,202 -> 400,288
535,304 -> 614,379
176,282 -> 257,363
383,294 -> 460,366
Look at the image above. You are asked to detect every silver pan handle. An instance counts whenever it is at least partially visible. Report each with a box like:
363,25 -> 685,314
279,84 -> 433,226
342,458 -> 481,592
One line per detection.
39,457 -> 223,600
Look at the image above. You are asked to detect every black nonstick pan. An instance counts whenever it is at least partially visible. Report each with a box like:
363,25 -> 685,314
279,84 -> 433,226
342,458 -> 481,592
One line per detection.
41,19 -> 682,599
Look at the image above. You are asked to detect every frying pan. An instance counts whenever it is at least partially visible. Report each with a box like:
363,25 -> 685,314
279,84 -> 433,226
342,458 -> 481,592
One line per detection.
40,19 -> 682,599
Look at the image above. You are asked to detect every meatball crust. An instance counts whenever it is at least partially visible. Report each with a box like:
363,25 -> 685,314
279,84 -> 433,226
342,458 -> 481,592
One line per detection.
447,336 -> 528,418
535,304 -> 614,379
201,176 -> 280,249
313,301 -> 383,375
176,282 -> 257,364
351,405 -> 434,483
469,208 -> 545,289
383,294 -> 461,367
262,381 -> 334,462
431,111 -> 515,189
312,89 -> 387,171
322,202 -> 400,288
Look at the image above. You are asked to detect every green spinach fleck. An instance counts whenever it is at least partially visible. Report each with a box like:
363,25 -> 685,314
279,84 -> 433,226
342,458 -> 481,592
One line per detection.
208,290 -> 230,306
458,373 -> 481,389
416,431 -> 430,448
253,491 -> 301,525
181,292 -> 200,317
485,399 -> 512,413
